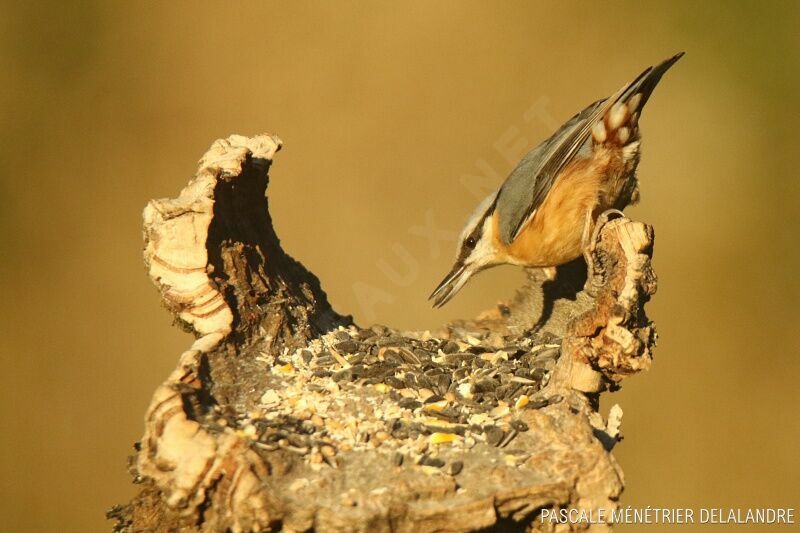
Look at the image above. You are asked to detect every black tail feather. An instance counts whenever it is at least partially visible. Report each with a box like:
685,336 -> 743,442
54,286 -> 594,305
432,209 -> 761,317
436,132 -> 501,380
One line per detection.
621,52 -> 684,112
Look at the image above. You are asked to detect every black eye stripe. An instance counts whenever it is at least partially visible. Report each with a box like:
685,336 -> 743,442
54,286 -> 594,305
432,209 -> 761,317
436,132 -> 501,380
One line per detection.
459,203 -> 495,261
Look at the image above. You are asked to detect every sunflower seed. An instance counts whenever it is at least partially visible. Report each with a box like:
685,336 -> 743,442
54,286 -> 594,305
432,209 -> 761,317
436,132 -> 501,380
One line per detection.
442,341 -> 460,354
445,461 -> 463,475
510,420 -> 529,432
486,427 -> 504,447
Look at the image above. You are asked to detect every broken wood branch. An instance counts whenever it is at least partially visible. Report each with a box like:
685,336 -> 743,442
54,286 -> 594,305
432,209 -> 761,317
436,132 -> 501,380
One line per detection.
112,134 -> 658,532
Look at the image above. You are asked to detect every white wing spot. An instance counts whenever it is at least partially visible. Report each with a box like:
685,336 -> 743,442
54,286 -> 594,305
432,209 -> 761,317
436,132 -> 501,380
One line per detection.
607,102 -> 629,131
592,121 -> 607,143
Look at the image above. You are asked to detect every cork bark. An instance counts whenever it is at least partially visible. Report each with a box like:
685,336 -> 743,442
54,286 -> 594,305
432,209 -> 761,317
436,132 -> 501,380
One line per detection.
110,134 -> 657,532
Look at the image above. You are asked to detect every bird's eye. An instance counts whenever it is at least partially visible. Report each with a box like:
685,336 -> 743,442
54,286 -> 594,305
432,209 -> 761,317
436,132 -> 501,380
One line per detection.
465,236 -> 476,249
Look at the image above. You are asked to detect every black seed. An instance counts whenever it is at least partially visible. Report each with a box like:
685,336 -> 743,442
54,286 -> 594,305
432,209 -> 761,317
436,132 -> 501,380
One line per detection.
420,455 -> 445,468
494,385 -> 508,400
313,368 -> 332,378
469,424 -> 484,434
426,410 -> 459,423
535,347 -> 560,361
348,354 -> 365,365
424,394 -> 445,404
498,363 -> 516,374
414,349 -> 431,360
358,329 -> 377,340
445,461 -> 464,475
529,398 -> 549,409
532,367 -> 547,381
444,353 -> 473,365
393,452 -> 404,466
334,330 -> 351,342
442,341 -> 460,354
399,351 -> 417,365
384,376 -> 405,389
416,374 -> 434,389
386,418 -> 401,431
512,385 -> 528,400
486,427 -> 505,447
404,373 -> 418,388
453,367 -> 470,381
474,379 -> 498,393
384,350 -> 404,365
335,340 -> 359,354
510,420 -> 529,432
316,352 -> 333,364
436,374 -> 451,395
547,394 -> 564,405
301,350 -> 313,364
377,336 -> 404,347
398,398 -> 421,410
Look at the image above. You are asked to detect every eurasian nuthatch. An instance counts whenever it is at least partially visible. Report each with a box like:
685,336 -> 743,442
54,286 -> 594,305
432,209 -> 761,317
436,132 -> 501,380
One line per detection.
430,53 -> 683,307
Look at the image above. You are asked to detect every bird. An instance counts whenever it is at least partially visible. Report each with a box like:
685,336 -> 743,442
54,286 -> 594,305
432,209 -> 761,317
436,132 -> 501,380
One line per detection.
430,53 -> 683,308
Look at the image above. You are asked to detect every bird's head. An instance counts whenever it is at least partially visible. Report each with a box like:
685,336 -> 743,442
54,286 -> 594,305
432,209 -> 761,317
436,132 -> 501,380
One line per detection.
429,193 -> 501,307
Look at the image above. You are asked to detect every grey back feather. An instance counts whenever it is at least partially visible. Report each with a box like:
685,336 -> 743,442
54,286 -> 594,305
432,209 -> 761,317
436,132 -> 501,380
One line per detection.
495,99 -> 603,244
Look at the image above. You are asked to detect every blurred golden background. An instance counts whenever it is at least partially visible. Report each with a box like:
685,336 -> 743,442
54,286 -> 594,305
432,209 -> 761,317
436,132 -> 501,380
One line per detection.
1,1 -> 798,531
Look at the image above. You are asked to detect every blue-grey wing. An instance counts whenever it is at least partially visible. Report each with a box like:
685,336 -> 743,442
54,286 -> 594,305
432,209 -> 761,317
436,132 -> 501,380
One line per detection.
495,99 -> 604,244
495,53 -> 684,245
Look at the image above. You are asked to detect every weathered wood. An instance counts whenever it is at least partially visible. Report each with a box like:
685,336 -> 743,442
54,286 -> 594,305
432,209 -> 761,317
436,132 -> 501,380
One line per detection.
112,134 -> 657,532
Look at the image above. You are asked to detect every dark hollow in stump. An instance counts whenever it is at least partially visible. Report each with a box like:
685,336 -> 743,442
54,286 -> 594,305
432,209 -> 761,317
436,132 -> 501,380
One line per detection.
110,134 -> 657,533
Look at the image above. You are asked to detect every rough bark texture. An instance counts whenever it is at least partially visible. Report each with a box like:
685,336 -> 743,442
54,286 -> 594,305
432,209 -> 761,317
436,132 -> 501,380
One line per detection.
111,134 -> 657,532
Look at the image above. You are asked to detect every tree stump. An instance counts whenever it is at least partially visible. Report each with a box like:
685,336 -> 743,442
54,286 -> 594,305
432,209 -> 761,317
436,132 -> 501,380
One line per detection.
110,134 -> 657,532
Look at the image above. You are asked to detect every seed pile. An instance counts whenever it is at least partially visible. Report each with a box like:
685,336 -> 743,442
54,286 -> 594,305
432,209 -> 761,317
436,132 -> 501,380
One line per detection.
214,326 -> 563,475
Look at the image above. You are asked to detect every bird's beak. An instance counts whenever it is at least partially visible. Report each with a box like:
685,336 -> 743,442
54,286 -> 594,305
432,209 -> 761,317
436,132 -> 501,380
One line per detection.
429,261 -> 477,308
